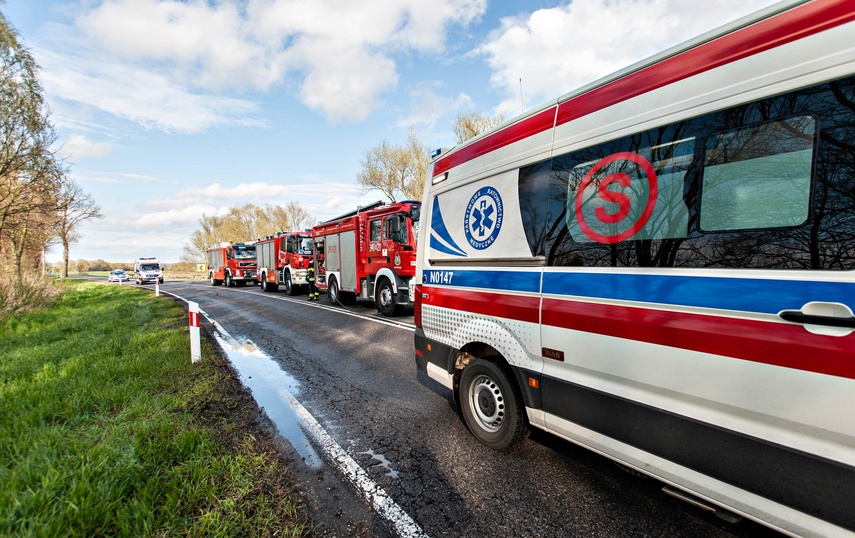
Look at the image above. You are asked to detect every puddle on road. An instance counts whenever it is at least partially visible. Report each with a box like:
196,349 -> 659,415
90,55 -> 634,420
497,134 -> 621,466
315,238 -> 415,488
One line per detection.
213,332 -> 323,469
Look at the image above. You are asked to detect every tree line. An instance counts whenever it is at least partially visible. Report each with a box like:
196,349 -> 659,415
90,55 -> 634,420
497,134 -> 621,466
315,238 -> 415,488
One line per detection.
0,10 -> 101,280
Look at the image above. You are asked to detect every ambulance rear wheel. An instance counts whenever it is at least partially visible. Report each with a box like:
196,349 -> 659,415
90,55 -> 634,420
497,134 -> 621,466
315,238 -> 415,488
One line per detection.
377,279 -> 400,317
459,358 -> 527,450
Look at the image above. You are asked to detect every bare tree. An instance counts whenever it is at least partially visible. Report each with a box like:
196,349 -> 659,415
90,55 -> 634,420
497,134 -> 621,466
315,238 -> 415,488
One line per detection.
53,181 -> 102,278
452,111 -> 505,144
181,202 -> 314,263
356,129 -> 429,202
266,201 -> 313,232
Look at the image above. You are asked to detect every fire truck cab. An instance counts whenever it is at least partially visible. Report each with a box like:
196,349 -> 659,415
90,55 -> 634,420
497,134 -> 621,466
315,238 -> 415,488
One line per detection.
256,231 -> 314,294
313,200 -> 420,316
207,242 -> 258,287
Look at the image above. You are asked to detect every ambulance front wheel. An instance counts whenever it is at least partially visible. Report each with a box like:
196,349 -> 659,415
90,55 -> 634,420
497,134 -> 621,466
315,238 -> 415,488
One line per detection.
459,358 -> 527,450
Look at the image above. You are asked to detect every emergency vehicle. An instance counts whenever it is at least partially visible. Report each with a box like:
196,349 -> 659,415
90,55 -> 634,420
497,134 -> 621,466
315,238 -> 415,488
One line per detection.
414,1 -> 855,535
207,242 -> 257,287
133,257 -> 162,285
312,200 -> 420,316
256,231 -> 314,294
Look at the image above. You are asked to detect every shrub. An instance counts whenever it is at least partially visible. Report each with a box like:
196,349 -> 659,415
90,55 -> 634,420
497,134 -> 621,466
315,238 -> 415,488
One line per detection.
0,272 -> 60,322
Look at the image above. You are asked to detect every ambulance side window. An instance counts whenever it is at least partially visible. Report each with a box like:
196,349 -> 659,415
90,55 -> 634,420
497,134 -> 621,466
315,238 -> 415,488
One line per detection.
700,116 -> 814,231
543,76 -> 855,270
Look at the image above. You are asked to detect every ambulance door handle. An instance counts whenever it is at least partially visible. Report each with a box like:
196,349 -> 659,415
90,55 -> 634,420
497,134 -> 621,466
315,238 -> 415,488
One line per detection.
779,301 -> 855,328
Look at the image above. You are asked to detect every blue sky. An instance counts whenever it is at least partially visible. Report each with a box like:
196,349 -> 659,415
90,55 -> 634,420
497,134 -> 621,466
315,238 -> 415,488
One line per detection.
5,0 -> 780,264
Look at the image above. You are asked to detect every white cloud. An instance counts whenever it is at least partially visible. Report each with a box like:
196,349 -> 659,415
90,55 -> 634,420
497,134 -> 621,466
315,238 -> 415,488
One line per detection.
172,182 -> 294,203
37,45 -> 262,133
477,0 -> 782,115
135,204 -> 221,227
399,87 -> 473,132
63,134 -> 114,159
55,0 -> 488,125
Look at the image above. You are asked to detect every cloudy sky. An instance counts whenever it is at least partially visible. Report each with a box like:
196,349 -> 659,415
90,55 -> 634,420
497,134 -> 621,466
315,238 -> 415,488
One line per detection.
6,0 -> 781,264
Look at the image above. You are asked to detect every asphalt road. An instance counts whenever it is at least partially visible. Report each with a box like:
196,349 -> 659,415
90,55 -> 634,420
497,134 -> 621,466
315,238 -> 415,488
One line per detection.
134,278 -> 782,538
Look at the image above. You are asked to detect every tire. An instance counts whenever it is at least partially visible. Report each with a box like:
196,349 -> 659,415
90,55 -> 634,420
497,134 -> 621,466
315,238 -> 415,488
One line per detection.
327,276 -> 340,305
225,273 -> 235,287
459,358 -> 527,450
210,272 -> 222,286
284,271 -> 296,296
261,275 -> 278,292
377,279 -> 400,317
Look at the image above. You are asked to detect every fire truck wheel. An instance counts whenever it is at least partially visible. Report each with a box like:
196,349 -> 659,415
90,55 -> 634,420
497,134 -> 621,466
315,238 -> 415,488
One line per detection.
459,358 -> 528,450
225,273 -> 235,287
377,279 -> 400,317
210,273 -> 221,286
328,276 -> 340,305
284,272 -> 296,295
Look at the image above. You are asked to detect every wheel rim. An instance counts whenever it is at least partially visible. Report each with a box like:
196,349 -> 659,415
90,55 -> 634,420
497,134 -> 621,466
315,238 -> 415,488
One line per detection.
379,285 -> 393,308
468,374 -> 505,433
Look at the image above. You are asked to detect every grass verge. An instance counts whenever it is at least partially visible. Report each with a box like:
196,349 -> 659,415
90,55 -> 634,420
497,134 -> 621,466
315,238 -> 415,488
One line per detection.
0,280 -> 309,537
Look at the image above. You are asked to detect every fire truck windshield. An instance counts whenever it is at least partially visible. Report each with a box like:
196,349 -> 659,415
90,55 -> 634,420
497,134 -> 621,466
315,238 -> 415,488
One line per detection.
234,247 -> 256,260
298,237 -> 312,254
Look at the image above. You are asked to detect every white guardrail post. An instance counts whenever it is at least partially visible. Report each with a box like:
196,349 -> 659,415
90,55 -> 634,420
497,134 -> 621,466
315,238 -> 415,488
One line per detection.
189,301 -> 201,363
155,278 -> 160,297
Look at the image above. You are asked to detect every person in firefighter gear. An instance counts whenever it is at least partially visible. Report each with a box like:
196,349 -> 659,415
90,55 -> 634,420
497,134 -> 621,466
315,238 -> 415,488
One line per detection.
306,264 -> 320,301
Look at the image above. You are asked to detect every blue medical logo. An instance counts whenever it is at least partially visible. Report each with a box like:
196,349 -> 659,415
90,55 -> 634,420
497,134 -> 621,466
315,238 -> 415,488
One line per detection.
464,186 -> 503,250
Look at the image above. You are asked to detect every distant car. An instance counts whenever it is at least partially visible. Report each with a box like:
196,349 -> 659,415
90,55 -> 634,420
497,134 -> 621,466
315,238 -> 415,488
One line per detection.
108,269 -> 129,282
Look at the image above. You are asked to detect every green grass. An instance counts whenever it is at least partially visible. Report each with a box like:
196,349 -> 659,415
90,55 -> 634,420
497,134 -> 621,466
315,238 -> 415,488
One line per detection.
0,281 -> 308,537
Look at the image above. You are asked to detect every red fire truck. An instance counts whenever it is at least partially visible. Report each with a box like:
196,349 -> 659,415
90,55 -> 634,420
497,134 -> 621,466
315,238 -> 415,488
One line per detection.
312,200 -> 420,316
207,242 -> 258,287
256,231 -> 314,294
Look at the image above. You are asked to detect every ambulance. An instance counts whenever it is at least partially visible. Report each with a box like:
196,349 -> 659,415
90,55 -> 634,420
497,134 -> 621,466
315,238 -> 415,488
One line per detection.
413,1 -> 855,535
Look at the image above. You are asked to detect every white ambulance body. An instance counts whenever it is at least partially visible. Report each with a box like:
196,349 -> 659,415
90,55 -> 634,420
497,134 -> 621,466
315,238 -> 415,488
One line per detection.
133,257 -> 162,285
414,1 -> 855,535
